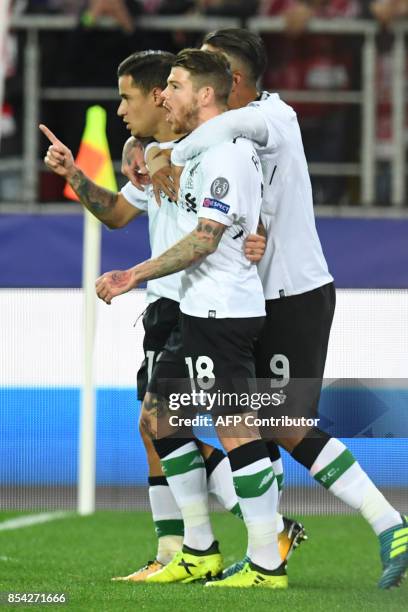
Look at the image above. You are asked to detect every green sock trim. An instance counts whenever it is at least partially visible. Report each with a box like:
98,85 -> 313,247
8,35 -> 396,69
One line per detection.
161,449 -> 204,478
314,448 -> 356,489
234,466 -> 275,499
230,503 -> 243,520
276,473 -> 284,492
155,519 -> 184,538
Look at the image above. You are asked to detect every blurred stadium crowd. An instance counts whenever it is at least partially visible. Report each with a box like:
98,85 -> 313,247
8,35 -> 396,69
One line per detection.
2,0 -> 408,205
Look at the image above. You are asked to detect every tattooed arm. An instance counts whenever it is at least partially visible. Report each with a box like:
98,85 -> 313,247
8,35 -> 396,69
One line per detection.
134,218 -> 225,279
39,124 -> 143,228
66,168 -> 141,228
95,218 -> 225,304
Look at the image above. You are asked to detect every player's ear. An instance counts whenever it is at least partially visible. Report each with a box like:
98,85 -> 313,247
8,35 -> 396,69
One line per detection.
200,85 -> 215,106
231,70 -> 243,92
152,87 -> 164,107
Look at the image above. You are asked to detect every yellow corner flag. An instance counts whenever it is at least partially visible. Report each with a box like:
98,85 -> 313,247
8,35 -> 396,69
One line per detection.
64,105 -> 117,201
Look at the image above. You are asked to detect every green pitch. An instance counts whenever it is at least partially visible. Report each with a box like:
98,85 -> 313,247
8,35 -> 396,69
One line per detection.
0,512 -> 406,611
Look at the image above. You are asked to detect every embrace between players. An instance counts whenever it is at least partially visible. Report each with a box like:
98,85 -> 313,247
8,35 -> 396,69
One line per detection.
40,29 -> 408,590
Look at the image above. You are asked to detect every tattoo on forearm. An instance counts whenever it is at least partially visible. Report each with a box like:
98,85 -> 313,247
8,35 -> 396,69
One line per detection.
69,169 -> 117,217
196,221 -> 224,240
137,221 -> 225,281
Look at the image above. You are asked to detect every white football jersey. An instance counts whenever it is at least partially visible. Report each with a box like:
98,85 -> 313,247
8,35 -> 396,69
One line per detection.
177,138 -> 265,319
171,93 -> 333,300
121,181 -> 184,305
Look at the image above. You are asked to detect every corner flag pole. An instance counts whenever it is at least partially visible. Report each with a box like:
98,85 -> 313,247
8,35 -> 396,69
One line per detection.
79,208 -> 101,515
0,0 -> 12,150
65,106 -> 117,515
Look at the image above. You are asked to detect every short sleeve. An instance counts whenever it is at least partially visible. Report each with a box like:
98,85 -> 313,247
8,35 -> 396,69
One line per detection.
120,181 -> 149,211
248,96 -> 296,152
171,107 -> 269,166
197,141 -> 258,227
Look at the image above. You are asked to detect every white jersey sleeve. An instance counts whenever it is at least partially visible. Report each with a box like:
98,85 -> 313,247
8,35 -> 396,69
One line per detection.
171,107 -> 270,166
248,93 -> 298,153
171,93 -> 298,167
197,140 -> 261,230
120,181 -> 149,211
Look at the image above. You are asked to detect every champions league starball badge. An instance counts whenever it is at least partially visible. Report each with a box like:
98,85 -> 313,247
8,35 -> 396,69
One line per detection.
211,177 -> 230,199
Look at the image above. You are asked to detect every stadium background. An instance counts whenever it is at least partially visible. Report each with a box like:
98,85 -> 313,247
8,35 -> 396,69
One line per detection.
1,0 -> 407,519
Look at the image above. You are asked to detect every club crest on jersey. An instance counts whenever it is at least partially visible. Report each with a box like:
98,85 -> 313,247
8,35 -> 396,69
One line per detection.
211,177 -> 230,199
203,198 -> 230,214
185,161 -> 200,189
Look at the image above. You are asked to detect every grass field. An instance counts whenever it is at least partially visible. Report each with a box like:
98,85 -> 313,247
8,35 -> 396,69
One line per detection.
0,512 -> 406,612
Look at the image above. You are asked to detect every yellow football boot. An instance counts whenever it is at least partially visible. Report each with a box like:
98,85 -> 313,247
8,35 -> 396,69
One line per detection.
111,560 -> 163,582
146,544 -> 223,584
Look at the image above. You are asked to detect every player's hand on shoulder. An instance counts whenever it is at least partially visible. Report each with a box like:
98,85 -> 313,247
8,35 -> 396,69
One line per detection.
39,124 -> 75,178
151,166 -> 177,205
244,232 -> 266,263
95,268 -> 138,305
121,137 -> 151,191
146,147 -> 177,205
171,164 -> 183,201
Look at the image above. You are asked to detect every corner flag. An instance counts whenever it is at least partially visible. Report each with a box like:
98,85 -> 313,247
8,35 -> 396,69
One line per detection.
64,105 -> 117,201
74,105 -> 117,516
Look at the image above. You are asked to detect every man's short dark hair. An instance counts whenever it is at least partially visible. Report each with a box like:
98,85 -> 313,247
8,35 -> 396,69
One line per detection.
117,50 -> 176,93
173,48 -> 233,106
202,28 -> 267,84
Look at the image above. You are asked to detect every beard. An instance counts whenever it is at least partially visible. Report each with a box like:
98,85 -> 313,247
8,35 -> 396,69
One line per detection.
171,99 -> 200,134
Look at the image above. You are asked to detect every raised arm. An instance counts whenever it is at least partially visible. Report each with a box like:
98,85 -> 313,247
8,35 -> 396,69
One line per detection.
39,124 -> 143,229
171,106 -> 269,166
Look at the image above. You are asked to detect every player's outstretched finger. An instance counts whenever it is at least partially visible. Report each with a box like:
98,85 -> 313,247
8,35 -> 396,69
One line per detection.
39,124 -> 60,145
